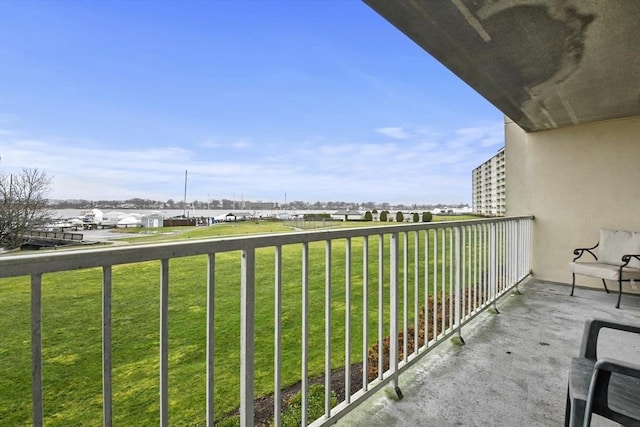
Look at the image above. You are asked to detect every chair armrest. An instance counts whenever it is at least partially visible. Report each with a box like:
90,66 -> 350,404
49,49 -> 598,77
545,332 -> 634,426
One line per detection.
584,357 -> 640,426
621,254 -> 640,268
594,357 -> 640,379
579,318 -> 640,359
573,243 -> 599,262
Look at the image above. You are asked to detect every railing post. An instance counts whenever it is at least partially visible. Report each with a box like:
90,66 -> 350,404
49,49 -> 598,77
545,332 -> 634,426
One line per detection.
449,228 -> 453,331
240,248 -> 255,427
402,232 -> 408,362
489,223 -> 499,313
345,238 -> 351,404
454,227 -> 463,342
377,235 -> 384,381
390,233 -> 403,399
516,219 -> 522,282
362,236 -> 369,391
160,259 -> 169,427
102,266 -> 113,427
206,254 -> 215,427
324,240 -> 332,417
424,230 -> 430,347
274,246 -> 282,427
301,242 -> 309,426
441,229 -> 446,334
413,231 -> 419,355
31,273 -> 44,427
433,229 -> 438,339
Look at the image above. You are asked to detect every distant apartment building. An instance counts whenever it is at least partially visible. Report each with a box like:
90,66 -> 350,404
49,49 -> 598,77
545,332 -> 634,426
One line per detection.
472,147 -> 506,216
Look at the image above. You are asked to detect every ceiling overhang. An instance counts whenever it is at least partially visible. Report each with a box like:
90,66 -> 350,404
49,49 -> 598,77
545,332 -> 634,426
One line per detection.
363,0 -> 640,132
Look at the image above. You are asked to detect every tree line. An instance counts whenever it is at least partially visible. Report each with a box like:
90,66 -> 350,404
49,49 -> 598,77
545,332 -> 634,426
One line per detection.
49,198 -> 469,211
1,168 -> 467,250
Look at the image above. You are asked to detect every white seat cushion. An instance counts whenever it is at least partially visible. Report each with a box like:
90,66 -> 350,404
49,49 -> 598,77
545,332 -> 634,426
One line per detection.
569,261 -> 640,281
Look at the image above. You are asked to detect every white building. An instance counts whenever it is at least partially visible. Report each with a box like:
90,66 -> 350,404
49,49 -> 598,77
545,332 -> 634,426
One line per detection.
331,210 -> 364,221
472,147 -> 506,216
141,213 -> 164,228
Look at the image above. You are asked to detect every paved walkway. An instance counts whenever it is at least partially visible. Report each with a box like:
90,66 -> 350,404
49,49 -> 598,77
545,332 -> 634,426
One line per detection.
338,280 -> 640,426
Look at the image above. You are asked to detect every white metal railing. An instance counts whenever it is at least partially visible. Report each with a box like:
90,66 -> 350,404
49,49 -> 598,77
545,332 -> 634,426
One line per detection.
0,216 -> 532,426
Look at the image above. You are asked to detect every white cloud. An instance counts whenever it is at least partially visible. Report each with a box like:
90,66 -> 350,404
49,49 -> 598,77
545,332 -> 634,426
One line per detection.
375,127 -> 411,140
0,119 -> 503,204
199,138 -> 251,149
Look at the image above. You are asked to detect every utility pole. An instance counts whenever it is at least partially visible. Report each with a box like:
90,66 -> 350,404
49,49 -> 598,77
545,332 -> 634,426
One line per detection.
183,170 -> 188,218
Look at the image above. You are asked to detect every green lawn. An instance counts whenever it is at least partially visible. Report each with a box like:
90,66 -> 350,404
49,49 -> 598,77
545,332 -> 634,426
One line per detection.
0,217 -> 481,425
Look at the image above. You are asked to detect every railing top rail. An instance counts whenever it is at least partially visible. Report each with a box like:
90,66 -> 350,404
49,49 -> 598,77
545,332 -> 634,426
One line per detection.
0,215 -> 533,278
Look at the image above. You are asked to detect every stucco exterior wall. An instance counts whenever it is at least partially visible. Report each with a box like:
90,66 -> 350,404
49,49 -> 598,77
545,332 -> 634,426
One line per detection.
505,115 -> 640,290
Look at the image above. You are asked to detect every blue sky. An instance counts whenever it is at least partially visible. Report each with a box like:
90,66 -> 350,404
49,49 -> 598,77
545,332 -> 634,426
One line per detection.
0,0 -> 504,205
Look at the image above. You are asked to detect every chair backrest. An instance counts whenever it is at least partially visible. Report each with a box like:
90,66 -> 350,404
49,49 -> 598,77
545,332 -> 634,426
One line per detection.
598,229 -> 640,269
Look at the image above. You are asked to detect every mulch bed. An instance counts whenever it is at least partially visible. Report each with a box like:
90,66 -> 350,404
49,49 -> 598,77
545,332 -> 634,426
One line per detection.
222,287 -> 490,425
221,363 -> 363,426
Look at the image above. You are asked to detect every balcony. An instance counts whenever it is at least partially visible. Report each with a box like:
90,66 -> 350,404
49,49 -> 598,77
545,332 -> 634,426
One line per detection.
337,279 -> 640,426
1,216 -> 537,426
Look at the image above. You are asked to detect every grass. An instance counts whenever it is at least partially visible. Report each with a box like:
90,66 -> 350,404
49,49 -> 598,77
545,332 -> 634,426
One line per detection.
281,384 -> 337,427
0,216 -> 484,425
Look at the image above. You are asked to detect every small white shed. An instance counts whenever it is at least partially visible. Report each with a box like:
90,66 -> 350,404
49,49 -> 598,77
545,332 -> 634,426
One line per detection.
142,213 -> 164,228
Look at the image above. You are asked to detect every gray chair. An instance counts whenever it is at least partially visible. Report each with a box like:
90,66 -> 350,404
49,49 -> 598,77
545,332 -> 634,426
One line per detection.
565,318 -> 640,426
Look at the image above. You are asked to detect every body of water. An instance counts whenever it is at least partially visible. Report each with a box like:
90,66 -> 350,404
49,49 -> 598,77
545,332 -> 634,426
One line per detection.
52,208 -> 330,220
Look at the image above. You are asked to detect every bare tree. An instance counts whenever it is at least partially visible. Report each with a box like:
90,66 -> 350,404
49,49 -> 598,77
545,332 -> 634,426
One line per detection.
0,168 -> 53,249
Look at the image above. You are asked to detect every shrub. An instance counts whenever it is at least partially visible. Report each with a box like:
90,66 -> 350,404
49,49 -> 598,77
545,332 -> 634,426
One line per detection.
396,211 -> 404,222
364,211 -> 373,221
380,210 -> 388,222
412,212 -> 419,222
422,211 -> 433,222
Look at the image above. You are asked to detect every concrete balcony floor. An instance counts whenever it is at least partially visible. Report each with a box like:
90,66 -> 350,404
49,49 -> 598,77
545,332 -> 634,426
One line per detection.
338,280 -> 640,426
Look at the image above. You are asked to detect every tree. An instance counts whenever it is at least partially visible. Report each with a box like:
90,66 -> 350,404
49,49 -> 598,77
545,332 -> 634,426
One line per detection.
396,211 -> 404,222
363,201 -> 376,209
379,210 -> 388,222
412,212 -> 419,222
364,211 -> 373,221
422,211 -> 433,222
0,168 -> 53,249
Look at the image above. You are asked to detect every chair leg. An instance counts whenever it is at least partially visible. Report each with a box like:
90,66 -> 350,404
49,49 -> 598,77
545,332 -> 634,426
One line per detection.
568,397 -> 585,427
616,279 -> 622,309
571,273 -> 576,296
601,279 -> 609,293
